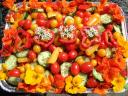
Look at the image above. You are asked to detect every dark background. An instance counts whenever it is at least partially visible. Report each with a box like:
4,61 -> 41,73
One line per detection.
0,0 -> 128,96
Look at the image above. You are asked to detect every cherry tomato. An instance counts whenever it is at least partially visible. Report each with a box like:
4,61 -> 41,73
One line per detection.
76,56 -> 85,65
70,63 -> 80,76
68,50 -> 78,60
23,20 -> 32,30
84,12 -> 91,17
50,62 -> 60,75
83,17 -> 89,25
46,6 -> 53,12
54,74 -> 65,81
76,11 -> 84,18
37,13 -> 45,19
28,50 -> 37,60
33,45 -> 41,53
50,19 -> 58,28
46,20 -> 51,28
86,77 -> 99,88
56,13 -> 63,22
18,20 -> 25,27
8,68 -> 21,77
66,44 -> 76,51
80,62 -> 93,74
31,23 -> 38,31
58,52 -> 68,62
48,44 -> 56,52
91,59 -> 97,67
36,19 -> 46,26
97,49 -> 106,57
34,65 -> 44,73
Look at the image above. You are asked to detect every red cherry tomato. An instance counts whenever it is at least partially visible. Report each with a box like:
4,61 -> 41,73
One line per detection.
76,11 -> 84,18
23,20 -> 32,30
68,50 -> 78,60
36,19 -> 46,26
46,20 -> 51,28
48,44 -> 56,52
80,62 -> 93,73
86,77 -> 99,88
66,44 -> 76,51
37,13 -> 45,19
84,12 -> 91,17
50,62 -> 60,75
70,63 -> 80,76
83,17 -> 89,25
28,50 -> 37,60
54,74 -> 65,81
8,69 -> 21,77
18,20 -> 25,27
58,52 -> 68,62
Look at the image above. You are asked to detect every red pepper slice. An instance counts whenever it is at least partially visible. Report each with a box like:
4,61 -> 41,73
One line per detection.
33,31 -> 54,48
91,35 -> 101,45
102,29 -> 118,47
78,4 -> 90,10
58,37 -> 76,44
81,37 -> 91,49
80,29 -> 101,49
16,29 -> 32,51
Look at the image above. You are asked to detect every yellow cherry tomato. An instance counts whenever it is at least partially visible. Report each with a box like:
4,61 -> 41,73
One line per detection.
31,24 -> 38,31
97,49 -> 106,57
74,16 -> 82,25
33,45 -> 41,53
25,64 -> 31,69
65,16 -> 74,25
56,13 -> 63,21
31,12 -> 38,19
46,7 -> 53,12
77,23 -> 83,29
75,56 -> 85,65
50,19 -> 58,28
34,65 -> 44,73
27,30 -> 34,36
113,32 -> 121,39
66,19 -> 74,25
91,59 -> 97,67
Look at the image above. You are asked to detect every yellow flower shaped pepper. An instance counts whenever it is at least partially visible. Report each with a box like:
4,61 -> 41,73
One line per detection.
24,68 -> 43,85
113,32 -> 128,58
111,75 -> 126,92
0,71 -> 7,80
65,76 -> 86,94
36,77 -> 52,93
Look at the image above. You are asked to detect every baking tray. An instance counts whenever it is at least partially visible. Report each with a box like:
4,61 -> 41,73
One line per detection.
0,2 -> 128,94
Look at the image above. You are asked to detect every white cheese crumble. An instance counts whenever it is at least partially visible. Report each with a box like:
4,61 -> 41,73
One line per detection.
84,27 -> 98,38
58,25 -> 76,39
35,27 -> 52,41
